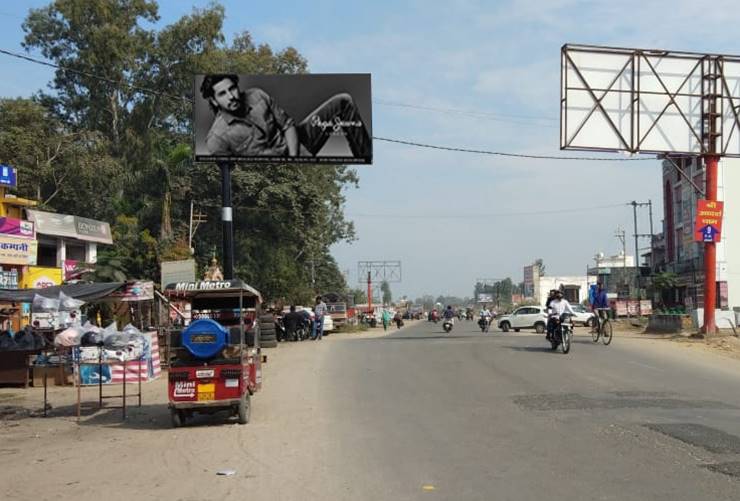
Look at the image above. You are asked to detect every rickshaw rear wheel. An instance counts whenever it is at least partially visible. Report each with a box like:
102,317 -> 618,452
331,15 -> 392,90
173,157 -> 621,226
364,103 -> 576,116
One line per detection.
238,394 -> 251,424
171,409 -> 184,428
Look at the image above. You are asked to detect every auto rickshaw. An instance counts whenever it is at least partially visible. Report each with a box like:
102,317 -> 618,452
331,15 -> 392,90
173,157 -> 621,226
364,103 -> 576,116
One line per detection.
164,279 -> 264,427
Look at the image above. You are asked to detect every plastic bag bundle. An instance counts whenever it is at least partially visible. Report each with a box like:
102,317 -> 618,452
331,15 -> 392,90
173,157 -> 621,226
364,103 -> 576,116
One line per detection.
32,293 -> 60,313
80,331 -> 103,346
54,325 -> 84,347
58,292 -> 85,311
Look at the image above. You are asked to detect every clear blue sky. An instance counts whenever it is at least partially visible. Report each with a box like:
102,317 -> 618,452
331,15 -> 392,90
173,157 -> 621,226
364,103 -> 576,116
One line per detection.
1,1 -> 738,299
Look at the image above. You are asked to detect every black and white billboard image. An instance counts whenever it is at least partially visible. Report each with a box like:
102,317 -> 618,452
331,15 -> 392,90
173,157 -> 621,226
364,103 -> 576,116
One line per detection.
194,73 -> 372,164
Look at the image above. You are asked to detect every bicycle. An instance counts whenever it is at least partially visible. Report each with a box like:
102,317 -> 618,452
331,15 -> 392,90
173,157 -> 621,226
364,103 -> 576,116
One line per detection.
591,308 -> 613,345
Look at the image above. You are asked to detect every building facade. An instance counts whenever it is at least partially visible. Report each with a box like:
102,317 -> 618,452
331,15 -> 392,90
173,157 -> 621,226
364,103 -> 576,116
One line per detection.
654,157 -> 740,311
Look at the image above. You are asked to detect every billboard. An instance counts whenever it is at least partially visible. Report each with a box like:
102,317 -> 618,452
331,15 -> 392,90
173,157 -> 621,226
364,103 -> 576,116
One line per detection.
21,266 -> 62,289
194,74 -> 372,164
561,44 -> 740,156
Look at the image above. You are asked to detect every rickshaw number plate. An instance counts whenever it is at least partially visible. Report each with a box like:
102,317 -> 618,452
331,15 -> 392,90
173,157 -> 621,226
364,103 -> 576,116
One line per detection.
197,383 -> 215,401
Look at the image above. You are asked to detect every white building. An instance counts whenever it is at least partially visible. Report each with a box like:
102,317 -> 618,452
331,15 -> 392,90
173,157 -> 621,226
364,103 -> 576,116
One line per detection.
594,252 -> 635,268
536,275 -> 594,307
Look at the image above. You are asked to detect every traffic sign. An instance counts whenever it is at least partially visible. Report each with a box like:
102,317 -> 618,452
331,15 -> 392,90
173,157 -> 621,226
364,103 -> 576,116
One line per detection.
0,165 -> 17,187
694,200 -> 724,243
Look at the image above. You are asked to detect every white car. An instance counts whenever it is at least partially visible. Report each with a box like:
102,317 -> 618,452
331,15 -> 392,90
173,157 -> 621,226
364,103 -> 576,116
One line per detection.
497,306 -> 548,333
322,315 -> 334,333
569,304 -> 596,327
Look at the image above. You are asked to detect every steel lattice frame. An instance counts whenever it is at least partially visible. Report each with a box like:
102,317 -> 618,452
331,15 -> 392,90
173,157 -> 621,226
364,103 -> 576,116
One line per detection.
357,261 -> 402,284
561,44 -> 740,157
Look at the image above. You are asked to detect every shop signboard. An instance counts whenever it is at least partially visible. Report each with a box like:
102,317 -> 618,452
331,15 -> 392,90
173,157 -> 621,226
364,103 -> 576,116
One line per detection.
63,259 -> 94,281
0,269 -> 19,289
694,199 -> 724,243
194,74 -> 372,164
20,266 -> 62,289
0,217 -> 34,239
161,259 -> 196,289
26,210 -> 113,244
0,235 -> 37,266
0,164 -> 17,187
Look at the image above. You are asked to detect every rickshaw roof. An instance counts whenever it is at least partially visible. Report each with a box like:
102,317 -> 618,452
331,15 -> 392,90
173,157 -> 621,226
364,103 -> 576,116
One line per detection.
164,279 -> 263,302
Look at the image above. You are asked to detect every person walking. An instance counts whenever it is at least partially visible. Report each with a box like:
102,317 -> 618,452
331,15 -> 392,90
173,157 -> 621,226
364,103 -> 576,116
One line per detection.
381,308 -> 391,331
312,296 -> 328,340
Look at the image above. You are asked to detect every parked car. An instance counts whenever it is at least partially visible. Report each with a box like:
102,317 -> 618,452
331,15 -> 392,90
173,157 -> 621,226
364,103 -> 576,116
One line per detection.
497,306 -> 548,333
322,315 -> 334,333
569,303 -> 596,327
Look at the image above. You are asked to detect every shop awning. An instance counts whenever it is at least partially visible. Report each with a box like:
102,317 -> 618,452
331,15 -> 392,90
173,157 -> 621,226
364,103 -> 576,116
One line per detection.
0,282 -> 125,303
26,210 -> 113,244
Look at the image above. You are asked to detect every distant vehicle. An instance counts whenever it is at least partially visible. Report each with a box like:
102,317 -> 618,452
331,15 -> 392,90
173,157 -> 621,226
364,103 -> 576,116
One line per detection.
569,303 -> 596,327
497,306 -> 548,333
326,302 -> 347,329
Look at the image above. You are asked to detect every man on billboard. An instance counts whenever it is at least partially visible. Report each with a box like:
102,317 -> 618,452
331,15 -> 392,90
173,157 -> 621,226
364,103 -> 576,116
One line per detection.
199,74 -> 371,159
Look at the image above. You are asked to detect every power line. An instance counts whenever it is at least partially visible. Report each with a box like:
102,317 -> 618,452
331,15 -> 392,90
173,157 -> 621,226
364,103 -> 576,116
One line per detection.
347,202 -> 632,220
373,99 -> 558,127
372,137 -> 654,161
0,47 -> 657,162
0,48 -> 189,102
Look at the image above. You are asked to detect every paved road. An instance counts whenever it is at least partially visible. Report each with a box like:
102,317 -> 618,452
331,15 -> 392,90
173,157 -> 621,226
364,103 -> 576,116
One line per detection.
5,320 -> 740,501
309,320 -> 740,500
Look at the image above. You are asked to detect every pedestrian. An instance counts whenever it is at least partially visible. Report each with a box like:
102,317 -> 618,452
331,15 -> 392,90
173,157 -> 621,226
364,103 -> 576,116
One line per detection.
312,296 -> 327,340
283,305 -> 304,342
393,311 -> 403,329
381,309 -> 391,331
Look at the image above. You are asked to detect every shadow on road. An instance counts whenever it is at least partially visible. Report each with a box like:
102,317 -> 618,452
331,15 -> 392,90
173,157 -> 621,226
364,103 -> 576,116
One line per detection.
376,334 -> 486,341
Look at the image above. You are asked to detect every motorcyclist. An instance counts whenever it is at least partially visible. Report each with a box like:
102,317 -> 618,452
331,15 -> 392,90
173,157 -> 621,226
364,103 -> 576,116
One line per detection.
442,305 -> 455,323
478,306 -> 492,331
547,290 -> 576,340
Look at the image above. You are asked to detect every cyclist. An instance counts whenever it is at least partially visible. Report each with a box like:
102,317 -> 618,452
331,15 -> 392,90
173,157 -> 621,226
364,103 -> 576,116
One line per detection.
546,290 -> 575,341
591,282 -> 609,331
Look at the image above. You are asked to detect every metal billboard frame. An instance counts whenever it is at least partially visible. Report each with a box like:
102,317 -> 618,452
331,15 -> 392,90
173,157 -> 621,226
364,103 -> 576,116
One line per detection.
357,261 -> 402,284
561,44 -> 740,157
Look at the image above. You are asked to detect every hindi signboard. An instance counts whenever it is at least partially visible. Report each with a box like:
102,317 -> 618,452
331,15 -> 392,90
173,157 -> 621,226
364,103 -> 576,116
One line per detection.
694,199 -> 724,243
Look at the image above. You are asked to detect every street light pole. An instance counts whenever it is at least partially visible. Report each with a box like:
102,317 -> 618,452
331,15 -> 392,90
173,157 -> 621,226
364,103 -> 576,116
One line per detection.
218,161 -> 235,280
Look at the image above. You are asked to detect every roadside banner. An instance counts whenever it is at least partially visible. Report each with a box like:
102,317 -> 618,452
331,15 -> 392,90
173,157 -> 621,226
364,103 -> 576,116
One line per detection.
694,199 -> 724,242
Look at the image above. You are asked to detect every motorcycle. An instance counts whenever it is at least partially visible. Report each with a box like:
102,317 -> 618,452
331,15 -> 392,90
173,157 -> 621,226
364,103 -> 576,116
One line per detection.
442,318 -> 454,333
478,316 -> 490,332
548,314 -> 572,354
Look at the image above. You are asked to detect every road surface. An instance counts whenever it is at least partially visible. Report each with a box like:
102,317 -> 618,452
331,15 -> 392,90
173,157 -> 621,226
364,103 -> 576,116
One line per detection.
3,320 -> 740,500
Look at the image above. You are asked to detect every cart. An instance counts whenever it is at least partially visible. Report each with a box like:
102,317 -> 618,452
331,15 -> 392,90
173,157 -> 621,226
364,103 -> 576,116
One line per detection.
164,279 -> 264,427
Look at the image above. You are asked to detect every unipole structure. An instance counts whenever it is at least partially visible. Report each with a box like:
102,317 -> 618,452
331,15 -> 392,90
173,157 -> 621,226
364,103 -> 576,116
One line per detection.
367,272 -> 373,314
218,161 -> 235,280
703,154 -> 719,333
702,58 -> 720,335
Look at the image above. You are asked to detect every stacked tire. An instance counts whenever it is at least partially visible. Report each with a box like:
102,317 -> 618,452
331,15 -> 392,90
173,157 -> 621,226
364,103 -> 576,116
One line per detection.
259,314 -> 278,348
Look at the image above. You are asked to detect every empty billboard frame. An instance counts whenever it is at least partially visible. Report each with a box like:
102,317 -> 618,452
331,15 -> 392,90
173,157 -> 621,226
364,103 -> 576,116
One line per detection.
560,44 -> 740,157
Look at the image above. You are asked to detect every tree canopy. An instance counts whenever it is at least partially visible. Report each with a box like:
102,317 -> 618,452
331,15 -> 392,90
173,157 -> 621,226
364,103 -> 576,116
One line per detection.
1,0 -> 357,304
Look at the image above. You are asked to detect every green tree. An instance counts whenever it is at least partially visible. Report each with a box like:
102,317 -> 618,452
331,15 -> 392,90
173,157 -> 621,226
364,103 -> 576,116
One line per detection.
21,1 -> 357,303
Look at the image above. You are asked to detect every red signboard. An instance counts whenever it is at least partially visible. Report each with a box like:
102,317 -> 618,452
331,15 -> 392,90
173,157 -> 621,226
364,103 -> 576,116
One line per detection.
694,199 -> 724,243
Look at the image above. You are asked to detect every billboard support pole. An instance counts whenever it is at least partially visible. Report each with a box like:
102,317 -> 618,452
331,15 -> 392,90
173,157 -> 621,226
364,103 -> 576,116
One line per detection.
702,155 -> 719,334
702,56 -> 719,335
367,272 -> 372,315
218,161 -> 235,280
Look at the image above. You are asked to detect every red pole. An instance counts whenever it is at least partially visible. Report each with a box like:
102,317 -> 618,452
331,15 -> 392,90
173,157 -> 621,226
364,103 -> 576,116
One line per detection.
367,272 -> 372,315
702,155 -> 719,334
